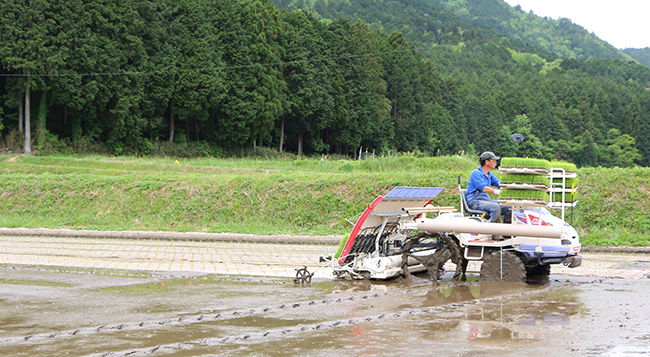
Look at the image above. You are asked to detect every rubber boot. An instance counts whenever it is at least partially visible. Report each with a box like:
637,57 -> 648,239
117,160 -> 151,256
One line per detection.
492,218 -> 505,241
491,234 -> 505,241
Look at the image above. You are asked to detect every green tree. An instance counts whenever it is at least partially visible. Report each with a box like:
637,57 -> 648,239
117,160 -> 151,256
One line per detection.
573,131 -> 598,167
383,31 -> 454,154
323,18 -> 353,155
324,20 -> 392,155
607,128 -> 641,167
46,0 -> 92,143
547,138 -> 574,162
0,0 -> 55,154
279,10 -> 333,155
165,0 -> 224,144
498,114 -> 543,158
241,0 -> 285,150
212,0 -> 284,152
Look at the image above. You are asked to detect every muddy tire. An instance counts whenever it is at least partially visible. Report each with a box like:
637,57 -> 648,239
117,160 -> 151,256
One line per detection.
480,251 -> 526,282
526,264 -> 551,280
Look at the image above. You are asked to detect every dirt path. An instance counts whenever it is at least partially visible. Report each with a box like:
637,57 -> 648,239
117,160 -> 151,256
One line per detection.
1,234 -> 649,279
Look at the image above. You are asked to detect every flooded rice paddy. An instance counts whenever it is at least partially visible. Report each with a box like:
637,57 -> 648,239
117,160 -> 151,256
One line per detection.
1,235 -> 649,356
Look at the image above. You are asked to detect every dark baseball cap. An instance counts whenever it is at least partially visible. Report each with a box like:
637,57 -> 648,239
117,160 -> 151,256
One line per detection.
480,151 -> 500,161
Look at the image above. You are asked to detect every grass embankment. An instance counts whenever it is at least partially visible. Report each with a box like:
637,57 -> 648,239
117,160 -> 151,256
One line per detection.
0,155 -> 648,246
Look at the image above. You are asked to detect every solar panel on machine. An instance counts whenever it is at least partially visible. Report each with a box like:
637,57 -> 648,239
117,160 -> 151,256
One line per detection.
383,186 -> 445,201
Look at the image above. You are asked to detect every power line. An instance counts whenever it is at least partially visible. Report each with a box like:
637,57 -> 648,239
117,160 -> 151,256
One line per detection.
0,47 -> 423,78
0,36 -> 510,79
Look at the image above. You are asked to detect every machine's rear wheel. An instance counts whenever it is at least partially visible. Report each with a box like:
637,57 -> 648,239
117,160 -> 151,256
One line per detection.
526,264 -> 551,281
401,233 -> 466,281
480,251 -> 526,282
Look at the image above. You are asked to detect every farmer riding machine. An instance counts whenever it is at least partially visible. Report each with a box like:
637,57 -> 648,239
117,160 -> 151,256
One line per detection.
320,164 -> 582,283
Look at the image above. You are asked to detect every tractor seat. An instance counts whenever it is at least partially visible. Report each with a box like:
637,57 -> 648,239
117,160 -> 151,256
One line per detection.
460,189 -> 490,218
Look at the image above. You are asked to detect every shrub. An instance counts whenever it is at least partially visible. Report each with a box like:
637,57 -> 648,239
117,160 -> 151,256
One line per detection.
0,130 -> 23,153
135,137 -> 153,156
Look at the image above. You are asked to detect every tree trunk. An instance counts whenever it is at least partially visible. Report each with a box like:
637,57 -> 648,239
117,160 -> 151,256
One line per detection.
168,108 -> 175,143
18,100 -> 23,134
37,92 -> 47,148
298,131 -> 303,156
324,130 -> 329,154
279,118 -> 285,153
185,115 -> 190,141
24,75 -> 32,155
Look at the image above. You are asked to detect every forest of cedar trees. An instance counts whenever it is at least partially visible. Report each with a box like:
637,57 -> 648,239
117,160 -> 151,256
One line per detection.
1,0 -> 649,167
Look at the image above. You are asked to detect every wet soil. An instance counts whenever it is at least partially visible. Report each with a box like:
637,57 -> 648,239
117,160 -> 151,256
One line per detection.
1,234 -> 649,356
1,265 -> 649,356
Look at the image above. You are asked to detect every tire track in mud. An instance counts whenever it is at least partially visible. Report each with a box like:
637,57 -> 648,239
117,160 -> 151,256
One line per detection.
0,265 -> 297,284
91,280 -> 599,357
1,278 -> 601,354
0,287 -> 401,345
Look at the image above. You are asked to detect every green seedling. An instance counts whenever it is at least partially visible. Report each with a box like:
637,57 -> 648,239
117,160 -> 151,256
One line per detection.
501,157 -> 551,170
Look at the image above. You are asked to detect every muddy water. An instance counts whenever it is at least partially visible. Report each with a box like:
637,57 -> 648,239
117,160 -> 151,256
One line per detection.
1,266 -> 649,356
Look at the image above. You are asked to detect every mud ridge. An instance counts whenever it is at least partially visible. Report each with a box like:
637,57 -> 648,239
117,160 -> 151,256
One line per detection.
1,288 -> 397,345
0,228 -> 341,245
0,265 -> 297,285
85,280 -> 600,357
0,281 -> 491,345
3,280 -> 466,346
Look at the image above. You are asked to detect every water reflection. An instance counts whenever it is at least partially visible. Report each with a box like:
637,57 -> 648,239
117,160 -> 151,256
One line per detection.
0,266 -> 592,357
322,275 -> 583,348
452,283 -> 582,344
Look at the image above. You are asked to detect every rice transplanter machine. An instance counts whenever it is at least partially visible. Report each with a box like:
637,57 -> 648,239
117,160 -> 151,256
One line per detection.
320,183 -> 582,283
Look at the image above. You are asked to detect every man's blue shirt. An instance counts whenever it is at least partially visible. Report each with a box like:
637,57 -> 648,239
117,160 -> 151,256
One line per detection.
466,166 -> 501,203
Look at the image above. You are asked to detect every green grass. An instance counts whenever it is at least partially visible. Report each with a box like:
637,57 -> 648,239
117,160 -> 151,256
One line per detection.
0,155 -> 469,236
550,161 -> 577,172
550,191 -> 579,203
500,189 -> 578,203
500,189 -> 549,201
0,154 -> 648,247
500,174 -> 551,186
0,278 -> 72,287
500,157 -> 551,170
552,177 -> 579,187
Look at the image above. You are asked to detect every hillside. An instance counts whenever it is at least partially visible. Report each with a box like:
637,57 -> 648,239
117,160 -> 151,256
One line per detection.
272,0 -> 630,62
271,0 -> 650,168
0,155 -> 648,247
272,0 -> 554,58
624,47 -> 650,68
432,0 -> 631,60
